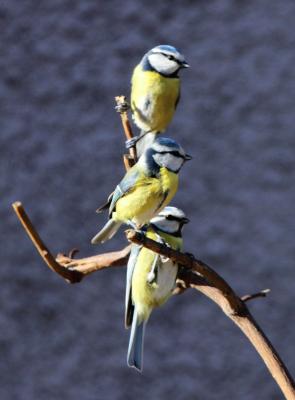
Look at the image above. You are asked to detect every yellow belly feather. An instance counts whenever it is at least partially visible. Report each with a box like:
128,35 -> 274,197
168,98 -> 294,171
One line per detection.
131,66 -> 180,132
113,167 -> 178,227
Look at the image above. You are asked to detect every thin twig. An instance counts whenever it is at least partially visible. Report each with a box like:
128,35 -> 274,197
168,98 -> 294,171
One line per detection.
115,95 -> 137,168
241,288 -> 271,303
68,248 -> 80,259
56,246 -> 131,275
126,229 -> 295,400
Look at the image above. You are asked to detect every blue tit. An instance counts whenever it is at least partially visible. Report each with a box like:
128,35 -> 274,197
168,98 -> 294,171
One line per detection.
91,137 -> 191,244
125,206 -> 189,372
130,45 -> 189,155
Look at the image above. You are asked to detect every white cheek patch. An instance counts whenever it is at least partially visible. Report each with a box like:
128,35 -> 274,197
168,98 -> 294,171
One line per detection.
148,53 -> 179,75
153,152 -> 170,168
153,153 -> 184,172
168,156 -> 183,172
153,219 -> 180,234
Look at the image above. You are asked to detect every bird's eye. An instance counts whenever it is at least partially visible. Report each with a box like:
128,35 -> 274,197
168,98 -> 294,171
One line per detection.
170,151 -> 180,157
165,215 -> 175,220
167,55 -> 174,61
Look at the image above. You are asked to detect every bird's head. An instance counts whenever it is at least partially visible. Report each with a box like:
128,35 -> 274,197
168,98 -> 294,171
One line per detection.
149,137 -> 192,173
145,45 -> 189,76
150,206 -> 189,236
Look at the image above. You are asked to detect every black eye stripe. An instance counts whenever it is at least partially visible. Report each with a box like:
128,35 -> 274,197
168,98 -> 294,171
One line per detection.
165,215 -> 182,221
157,150 -> 184,158
160,52 -> 179,62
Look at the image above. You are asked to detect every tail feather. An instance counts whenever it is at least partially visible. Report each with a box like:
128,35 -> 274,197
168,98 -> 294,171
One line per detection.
91,219 -> 121,244
127,308 -> 145,372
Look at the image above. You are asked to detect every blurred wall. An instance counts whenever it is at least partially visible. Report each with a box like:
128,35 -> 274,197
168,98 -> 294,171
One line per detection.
1,0 -> 295,399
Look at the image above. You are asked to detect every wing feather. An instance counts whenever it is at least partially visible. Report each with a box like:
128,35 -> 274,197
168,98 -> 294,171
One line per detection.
108,167 -> 141,216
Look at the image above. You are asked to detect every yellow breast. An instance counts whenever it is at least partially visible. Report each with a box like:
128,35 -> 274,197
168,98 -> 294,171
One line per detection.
160,231 -> 183,252
113,168 -> 178,227
131,65 -> 180,132
159,167 -> 178,208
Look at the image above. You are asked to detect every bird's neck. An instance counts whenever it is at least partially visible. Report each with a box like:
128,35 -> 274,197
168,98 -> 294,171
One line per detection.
138,148 -> 160,177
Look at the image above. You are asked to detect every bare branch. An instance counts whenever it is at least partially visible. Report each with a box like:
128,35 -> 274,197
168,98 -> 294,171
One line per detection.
12,207 -> 295,399
56,245 -> 131,275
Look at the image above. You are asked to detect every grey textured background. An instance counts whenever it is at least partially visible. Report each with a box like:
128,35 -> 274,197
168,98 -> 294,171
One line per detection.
1,0 -> 295,399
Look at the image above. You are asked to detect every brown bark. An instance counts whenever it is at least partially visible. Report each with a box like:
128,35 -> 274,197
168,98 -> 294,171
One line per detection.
56,246 -> 131,276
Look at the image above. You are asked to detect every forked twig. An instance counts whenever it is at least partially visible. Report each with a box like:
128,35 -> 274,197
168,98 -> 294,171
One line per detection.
12,201 -> 295,399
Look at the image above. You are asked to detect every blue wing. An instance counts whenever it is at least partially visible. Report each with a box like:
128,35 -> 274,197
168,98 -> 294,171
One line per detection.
109,167 -> 140,216
125,244 -> 141,328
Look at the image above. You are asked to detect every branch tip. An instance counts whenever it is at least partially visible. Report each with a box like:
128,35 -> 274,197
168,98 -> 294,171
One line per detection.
241,288 -> 271,303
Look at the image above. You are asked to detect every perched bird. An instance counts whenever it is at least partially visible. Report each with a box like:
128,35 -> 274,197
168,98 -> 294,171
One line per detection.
125,206 -> 189,372
129,45 -> 189,154
91,137 -> 191,244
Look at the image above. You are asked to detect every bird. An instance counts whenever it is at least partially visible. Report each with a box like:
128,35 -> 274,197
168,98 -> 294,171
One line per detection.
91,137 -> 191,244
125,206 -> 189,372
128,45 -> 189,155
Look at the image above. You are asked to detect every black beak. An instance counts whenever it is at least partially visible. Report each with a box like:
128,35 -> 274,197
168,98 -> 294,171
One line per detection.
182,217 -> 190,224
184,154 -> 192,161
181,61 -> 190,68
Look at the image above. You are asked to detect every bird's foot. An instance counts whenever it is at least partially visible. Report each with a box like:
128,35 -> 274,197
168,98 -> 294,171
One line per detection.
115,100 -> 130,113
126,221 -> 146,237
159,240 -> 171,263
127,220 -> 137,230
147,270 -> 156,284
125,136 -> 139,149
147,254 -> 159,284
